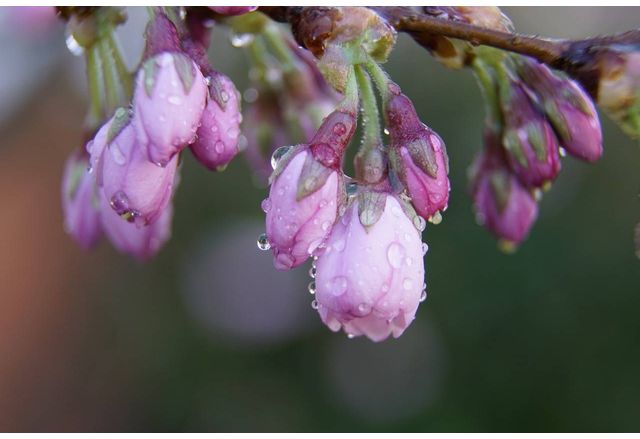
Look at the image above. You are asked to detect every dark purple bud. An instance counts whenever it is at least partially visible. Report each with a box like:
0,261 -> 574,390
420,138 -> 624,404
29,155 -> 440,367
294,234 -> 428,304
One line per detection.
518,59 -> 603,162
470,133 -> 538,248
500,80 -> 561,188
386,93 -> 450,221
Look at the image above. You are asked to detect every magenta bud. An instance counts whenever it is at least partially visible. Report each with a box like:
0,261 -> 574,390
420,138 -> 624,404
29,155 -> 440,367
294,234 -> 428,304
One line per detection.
92,112 -> 178,226
190,73 -> 242,170
470,138 -> 538,247
61,150 -> 102,250
208,6 -> 257,16
133,52 -> 207,166
265,148 -> 340,270
309,109 -> 357,169
518,60 -> 603,162
100,195 -> 173,261
501,82 -> 561,188
386,93 -> 450,220
315,193 -> 425,342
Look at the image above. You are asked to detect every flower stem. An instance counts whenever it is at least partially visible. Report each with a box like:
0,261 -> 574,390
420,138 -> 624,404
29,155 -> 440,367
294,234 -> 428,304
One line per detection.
354,64 -> 381,148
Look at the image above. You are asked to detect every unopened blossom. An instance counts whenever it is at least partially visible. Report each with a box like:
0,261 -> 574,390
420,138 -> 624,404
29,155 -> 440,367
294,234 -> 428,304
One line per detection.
190,73 -> 242,170
470,134 -> 538,247
517,59 -> 603,162
100,195 -> 173,261
208,6 -> 257,16
314,192 -> 425,342
61,150 -> 102,249
500,80 -> 561,188
133,51 -> 208,166
386,92 -> 450,221
264,110 -> 356,270
90,110 -> 178,226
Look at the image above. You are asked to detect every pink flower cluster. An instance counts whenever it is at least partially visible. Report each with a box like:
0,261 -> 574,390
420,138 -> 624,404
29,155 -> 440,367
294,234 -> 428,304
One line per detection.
61,10 -> 244,259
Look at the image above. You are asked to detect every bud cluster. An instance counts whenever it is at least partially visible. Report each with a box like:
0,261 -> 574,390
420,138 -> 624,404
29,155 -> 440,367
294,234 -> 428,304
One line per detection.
469,51 -> 602,248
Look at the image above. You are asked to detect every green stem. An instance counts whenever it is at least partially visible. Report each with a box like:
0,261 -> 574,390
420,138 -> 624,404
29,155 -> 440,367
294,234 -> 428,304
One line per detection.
107,32 -> 132,101
263,25 -> 295,72
98,37 -> 119,116
246,36 -> 272,82
337,65 -> 359,114
354,64 -> 382,148
365,59 -> 392,108
85,44 -> 104,129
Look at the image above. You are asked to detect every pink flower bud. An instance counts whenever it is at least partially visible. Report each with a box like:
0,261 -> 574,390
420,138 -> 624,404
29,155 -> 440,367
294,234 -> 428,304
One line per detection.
501,82 -> 561,188
470,137 -> 538,247
91,111 -> 178,226
208,6 -> 257,16
265,148 -> 340,270
100,195 -> 173,261
133,52 -> 207,166
386,93 -> 450,220
314,193 -> 425,342
518,60 -> 603,162
61,150 -> 102,250
190,73 -> 242,170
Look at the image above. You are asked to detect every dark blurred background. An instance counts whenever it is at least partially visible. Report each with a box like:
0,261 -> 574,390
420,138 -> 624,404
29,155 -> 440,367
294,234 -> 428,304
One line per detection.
0,6 -> 639,432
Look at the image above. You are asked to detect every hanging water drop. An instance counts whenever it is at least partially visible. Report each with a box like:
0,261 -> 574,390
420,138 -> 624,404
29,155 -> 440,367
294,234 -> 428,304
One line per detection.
65,32 -> 84,56
271,145 -> 292,169
260,198 -> 272,213
309,266 -> 317,278
308,281 -> 316,295
421,242 -> 429,256
311,299 -> 319,310
346,181 -> 358,197
257,233 -> 271,251
413,215 -> 426,232
428,211 -> 442,225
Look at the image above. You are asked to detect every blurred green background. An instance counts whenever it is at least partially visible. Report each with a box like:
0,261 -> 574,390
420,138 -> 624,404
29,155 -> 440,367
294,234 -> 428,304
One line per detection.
0,6 -> 639,432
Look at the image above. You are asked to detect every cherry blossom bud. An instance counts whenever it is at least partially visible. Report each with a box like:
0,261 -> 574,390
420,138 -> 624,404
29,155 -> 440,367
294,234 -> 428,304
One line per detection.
91,109 -> 178,226
386,92 -> 450,221
61,150 -> 102,249
132,51 -> 208,166
469,136 -> 538,248
264,110 -> 357,270
500,80 -> 561,188
190,73 -> 242,170
100,195 -> 173,261
517,59 -> 602,162
208,6 -> 257,16
315,192 -> 425,342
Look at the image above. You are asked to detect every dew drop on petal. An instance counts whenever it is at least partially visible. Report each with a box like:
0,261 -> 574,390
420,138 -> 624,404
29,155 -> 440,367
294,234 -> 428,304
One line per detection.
420,289 -> 427,302
257,233 -> 271,250
309,266 -> 317,278
422,242 -> 429,256
413,215 -> 426,231
311,299 -> 319,310
308,281 -> 316,295
386,242 -> 406,268
346,182 -> 358,197
331,276 -> 348,296
260,198 -> 271,213
271,145 -> 292,169
402,278 -> 414,290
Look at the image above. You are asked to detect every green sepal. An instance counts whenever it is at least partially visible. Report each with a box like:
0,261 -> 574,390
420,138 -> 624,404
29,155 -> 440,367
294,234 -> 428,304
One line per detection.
106,107 -> 131,145
544,99 -> 571,142
407,133 -> 439,178
526,122 -> 548,162
503,129 -> 528,167
172,53 -> 195,95
143,57 -> 158,97
296,152 -> 334,201
357,190 -> 387,229
489,170 -> 511,214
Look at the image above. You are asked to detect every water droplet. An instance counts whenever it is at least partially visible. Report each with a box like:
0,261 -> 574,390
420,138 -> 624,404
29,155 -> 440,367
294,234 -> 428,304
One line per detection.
308,281 -> 316,295
346,182 -> 358,197
331,276 -> 348,296
333,239 -> 345,252
243,88 -> 258,103
420,290 -> 427,302
387,242 -> 406,268
109,144 -> 126,165
260,198 -> 271,213
309,266 -> 317,278
214,141 -> 225,153
403,278 -> 414,290
428,211 -> 443,225
559,147 -> 567,157
357,303 -> 371,314
406,257 -> 413,266
65,32 -> 84,56
311,299 -> 319,310
230,32 -> 255,48
383,127 -> 390,136
413,215 -> 426,232
347,333 -> 355,339
257,233 -> 271,251
422,242 -> 429,255
321,221 -> 331,231
168,95 -> 182,105
271,145 -> 292,169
